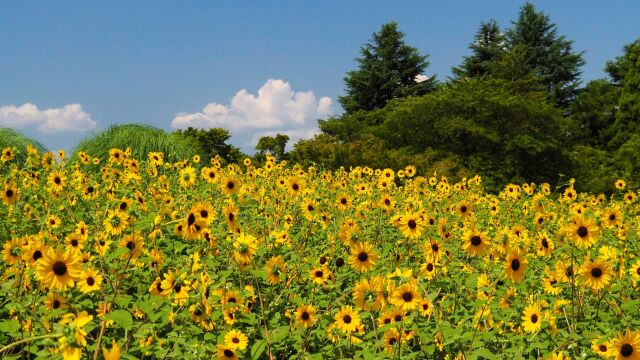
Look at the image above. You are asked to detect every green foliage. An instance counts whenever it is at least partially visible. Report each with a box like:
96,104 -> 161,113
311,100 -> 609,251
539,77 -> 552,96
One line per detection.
570,79 -> 620,148
173,127 -> 245,164
73,124 -> 198,162
0,128 -> 46,163
452,20 -> 506,79
605,38 -> 640,86
505,2 -> 585,108
607,41 -> 640,149
255,134 -> 289,161
339,22 -> 436,114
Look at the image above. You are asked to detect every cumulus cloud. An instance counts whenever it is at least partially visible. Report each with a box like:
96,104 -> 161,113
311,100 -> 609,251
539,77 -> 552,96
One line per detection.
0,103 -> 97,133
171,79 -> 333,151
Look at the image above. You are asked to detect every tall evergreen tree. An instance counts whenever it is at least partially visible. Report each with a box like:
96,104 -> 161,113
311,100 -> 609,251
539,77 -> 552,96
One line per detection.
452,20 -> 506,79
505,2 -> 585,109
339,22 -> 436,114
607,41 -> 640,148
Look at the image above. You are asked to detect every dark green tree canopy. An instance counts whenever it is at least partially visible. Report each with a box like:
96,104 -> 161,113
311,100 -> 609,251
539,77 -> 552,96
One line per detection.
505,2 -> 585,109
255,133 -> 289,161
173,127 -> 244,164
452,20 -> 506,79
338,21 -> 436,114
605,38 -> 640,86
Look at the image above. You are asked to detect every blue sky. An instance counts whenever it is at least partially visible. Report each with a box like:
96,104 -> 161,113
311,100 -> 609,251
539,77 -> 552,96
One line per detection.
1,1 -> 639,153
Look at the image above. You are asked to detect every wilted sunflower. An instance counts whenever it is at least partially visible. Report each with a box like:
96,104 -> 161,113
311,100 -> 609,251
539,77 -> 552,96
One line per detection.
612,329 -> 640,360
349,241 -> 378,272
580,258 -> 612,290
334,305 -> 361,333
567,215 -> 599,248
504,248 -> 528,283
521,303 -> 542,334
462,227 -> 490,256
295,304 -> 317,329
391,282 -> 421,310
36,248 -> 83,290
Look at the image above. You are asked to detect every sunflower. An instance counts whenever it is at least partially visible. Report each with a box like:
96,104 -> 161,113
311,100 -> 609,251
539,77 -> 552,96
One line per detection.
567,215 -> 600,248
77,268 -> 102,293
455,200 -> 473,218
47,169 -> 67,192
216,344 -> 238,360
287,176 -> 304,196
64,233 -> 85,254
102,340 -> 122,360
615,179 -> 626,190
630,260 -> 640,283
612,329 -> 640,360
179,166 -> 197,188
462,227 -> 490,256
592,338 -> 613,358
233,233 -> 258,264
353,276 -> 385,311
310,266 -> 332,285
265,256 -> 286,285
334,305 -> 361,333
118,232 -> 144,260
383,328 -> 401,353
46,214 -> 61,229
391,282 -> 421,310
521,303 -> 543,334
223,201 -> 239,231
350,241 -> 378,272
336,193 -> 352,210
201,166 -> 219,183
103,210 -> 129,236
580,258 -> 612,290
2,183 -> 19,205
300,198 -> 319,220
1,147 -> 15,162
45,292 -> 67,310
191,202 -> 216,225
221,176 -> 241,195
36,248 -> 83,290
602,208 -> 623,228
504,248 -> 528,283
397,212 -> 424,239
2,237 -> 24,265
23,240 -> 45,266
536,232 -> 554,257
295,304 -> 317,329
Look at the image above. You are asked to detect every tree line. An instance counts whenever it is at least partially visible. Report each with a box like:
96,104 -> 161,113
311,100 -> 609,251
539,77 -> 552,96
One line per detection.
176,2 -> 640,193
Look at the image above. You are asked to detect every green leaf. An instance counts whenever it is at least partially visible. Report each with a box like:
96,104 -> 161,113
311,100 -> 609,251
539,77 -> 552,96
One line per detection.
106,309 -> 133,330
0,320 -> 20,334
250,339 -> 267,360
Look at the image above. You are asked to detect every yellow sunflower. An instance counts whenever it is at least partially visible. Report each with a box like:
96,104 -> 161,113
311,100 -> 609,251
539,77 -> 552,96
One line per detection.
462,227 -> 490,256
334,305 -> 361,333
521,303 -> 543,334
232,233 -> 258,264
391,282 -> 421,310
397,212 -> 424,239
77,268 -> 103,293
504,248 -> 528,283
612,329 -> 640,360
567,215 -> 600,248
36,248 -> 83,290
580,258 -> 612,290
224,329 -> 248,350
265,256 -> 286,285
216,344 -> 238,360
47,169 -> 67,192
1,182 -> 19,205
295,304 -> 317,329
349,241 -> 378,272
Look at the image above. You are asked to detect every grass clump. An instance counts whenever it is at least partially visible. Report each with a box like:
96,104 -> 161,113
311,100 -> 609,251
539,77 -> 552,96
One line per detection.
72,124 -> 199,163
0,127 -> 47,163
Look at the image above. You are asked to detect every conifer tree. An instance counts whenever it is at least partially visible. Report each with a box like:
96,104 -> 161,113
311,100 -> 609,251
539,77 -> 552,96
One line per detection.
452,20 -> 506,79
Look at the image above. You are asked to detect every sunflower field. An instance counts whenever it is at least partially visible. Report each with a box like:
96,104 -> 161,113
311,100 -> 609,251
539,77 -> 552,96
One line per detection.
1,144 -> 639,360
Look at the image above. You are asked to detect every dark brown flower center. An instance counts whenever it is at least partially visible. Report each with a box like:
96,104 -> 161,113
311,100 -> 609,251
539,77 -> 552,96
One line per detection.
402,292 -> 413,302
187,213 -> 196,226
232,337 -> 239,344
426,263 -> 434,272
621,343 -> 633,357
609,214 -> 616,221
33,250 -> 42,261
87,277 -> 95,286
577,226 -> 588,238
591,267 -> 602,278
315,271 -> 323,278
200,210 -> 208,218
224,349 -> 234,358
541,239 -> 549,249
53,261 -> 67,276
343,315 -> 352,324
530,314 -> 538,323
408,220 -> 417,229
6,189 -> 13,197
53,299 -> 60,309
358,252 -> 368,262
71,239 -> 78,247
460,206 -> 467,213
301,311 -> 310,320
126,241 -> 135,250
341,198 -> 347,204
511,259 -> 520,271
470,236 -> 482,246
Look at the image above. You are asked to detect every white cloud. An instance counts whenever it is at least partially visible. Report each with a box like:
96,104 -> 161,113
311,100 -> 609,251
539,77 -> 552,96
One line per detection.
171,79 -> 333,151
0,103 -> 97,133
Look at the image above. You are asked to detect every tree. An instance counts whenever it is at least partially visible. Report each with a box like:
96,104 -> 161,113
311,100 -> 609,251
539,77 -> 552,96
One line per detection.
605,39 -> 640,86
173,127 -> 244,164
607,41 -> 640,148
570,79 -> 620,148
338,22 -> 436,114
452,20 -> 506,79
255,134 -> 289,161
505,2 -> 585,109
